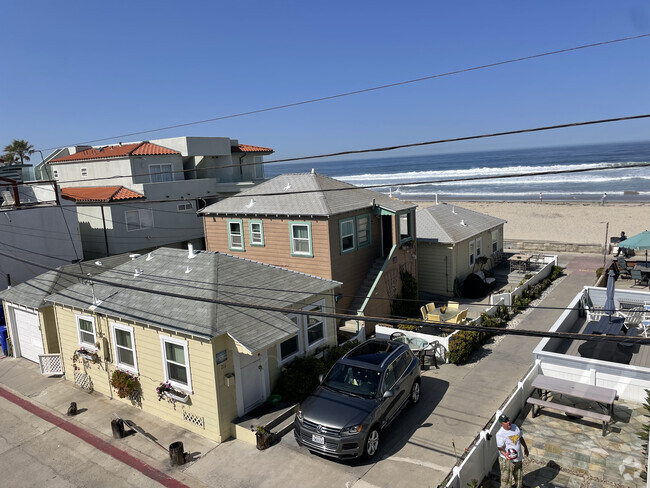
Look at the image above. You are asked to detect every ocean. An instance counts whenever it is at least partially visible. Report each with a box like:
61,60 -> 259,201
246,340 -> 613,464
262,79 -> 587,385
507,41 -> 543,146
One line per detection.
264,140 -> 650,202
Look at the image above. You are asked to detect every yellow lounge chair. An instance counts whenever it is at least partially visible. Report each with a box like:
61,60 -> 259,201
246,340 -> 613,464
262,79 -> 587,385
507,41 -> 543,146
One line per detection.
446,301 -> 460,313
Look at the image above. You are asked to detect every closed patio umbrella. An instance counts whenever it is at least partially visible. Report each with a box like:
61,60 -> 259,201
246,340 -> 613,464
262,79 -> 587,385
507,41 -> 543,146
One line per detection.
603,269 -> 616,318
618,230 -> 650,266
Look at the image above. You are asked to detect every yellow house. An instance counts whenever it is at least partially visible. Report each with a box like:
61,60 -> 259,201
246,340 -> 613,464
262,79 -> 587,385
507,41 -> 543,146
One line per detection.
45,247 -> 339,442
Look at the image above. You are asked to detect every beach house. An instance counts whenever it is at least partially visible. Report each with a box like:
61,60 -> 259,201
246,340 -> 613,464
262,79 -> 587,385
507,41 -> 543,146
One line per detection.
41,137 -> 272,259
42,247 -> 338,442
416,203 -> 506,297
198,172 -> 418,334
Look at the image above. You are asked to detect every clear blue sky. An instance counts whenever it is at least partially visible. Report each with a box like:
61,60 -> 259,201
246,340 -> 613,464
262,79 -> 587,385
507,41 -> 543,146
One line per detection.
2,1 -> 650,161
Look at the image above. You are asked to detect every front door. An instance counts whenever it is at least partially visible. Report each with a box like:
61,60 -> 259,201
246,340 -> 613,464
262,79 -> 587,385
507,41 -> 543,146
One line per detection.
382,215 -> 393,257
239,352 -> 266,413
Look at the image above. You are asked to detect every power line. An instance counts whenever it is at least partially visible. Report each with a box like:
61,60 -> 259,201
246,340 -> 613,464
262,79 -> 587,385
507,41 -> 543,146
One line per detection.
37,33 -> 650,152
1,248 -> 648,344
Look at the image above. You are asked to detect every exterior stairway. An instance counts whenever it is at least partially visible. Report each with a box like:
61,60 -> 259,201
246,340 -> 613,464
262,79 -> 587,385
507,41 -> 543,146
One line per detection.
340,257 -> 386,335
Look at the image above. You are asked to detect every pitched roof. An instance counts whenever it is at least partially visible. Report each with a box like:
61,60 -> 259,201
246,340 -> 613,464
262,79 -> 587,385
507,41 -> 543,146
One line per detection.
231,144 -> 274,153
45,248 -> 339,352
416,203 -> 507,244
61,186 -> 144,202
0,254 -> 133,309
49,142 -> 179,163
199,172 -> 415,217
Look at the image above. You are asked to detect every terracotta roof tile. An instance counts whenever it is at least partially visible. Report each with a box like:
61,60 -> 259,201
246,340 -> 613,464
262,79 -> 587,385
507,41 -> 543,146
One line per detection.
61,186 -> 144,202
50,142 -> 179,163
231,144 -> 274,153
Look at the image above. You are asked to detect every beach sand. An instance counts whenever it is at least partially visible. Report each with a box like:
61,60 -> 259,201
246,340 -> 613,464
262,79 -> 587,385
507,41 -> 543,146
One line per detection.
416,201 -> 648,246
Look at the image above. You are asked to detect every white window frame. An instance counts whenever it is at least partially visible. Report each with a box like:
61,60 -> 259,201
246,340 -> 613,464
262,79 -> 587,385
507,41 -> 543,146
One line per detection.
469,240 -> 476,267
277,314 -> 302,365
304,300 -> 327,349
177,202 -> 193,212
340,218 -> 355,253
290,222 -> 312,257
76,315 -> 97,350
110,323 -> 138,375
160,335 -> 192,393
249,220 -> 264,246
149,163 -> 174,183
492,229 -> 499,253
80,167 -> 88,177
475,237 -> 482,259
228,219 -> 244,251
125,209 -> 154,232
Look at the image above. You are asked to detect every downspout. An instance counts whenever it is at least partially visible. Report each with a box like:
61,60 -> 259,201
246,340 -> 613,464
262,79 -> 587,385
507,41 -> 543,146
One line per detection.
100,205 -> 110,255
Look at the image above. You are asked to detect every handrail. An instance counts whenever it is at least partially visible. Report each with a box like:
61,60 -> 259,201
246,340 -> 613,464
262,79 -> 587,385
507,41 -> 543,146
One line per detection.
357,244 -> 397,316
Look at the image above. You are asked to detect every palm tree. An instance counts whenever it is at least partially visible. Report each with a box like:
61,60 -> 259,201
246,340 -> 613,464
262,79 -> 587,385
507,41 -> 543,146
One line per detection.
3,139 -> 34,165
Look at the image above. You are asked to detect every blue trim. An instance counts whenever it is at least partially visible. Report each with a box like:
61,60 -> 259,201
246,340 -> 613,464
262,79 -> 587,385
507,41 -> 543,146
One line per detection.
339,218 -> 356,254
227,219 -> 245,251
289,221 -> 313,257
356,214 -> 371,248
249,220 -> 265,246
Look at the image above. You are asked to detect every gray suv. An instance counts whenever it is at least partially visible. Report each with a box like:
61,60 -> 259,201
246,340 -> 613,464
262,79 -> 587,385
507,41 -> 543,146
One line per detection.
294,338 -> 421,459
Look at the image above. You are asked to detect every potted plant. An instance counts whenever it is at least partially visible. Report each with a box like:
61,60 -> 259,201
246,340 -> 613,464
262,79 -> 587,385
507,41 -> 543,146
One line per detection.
156,381 -> 189,404
251,424 -> 272,450
72,347 -> 101,370
110,369 -> 141,399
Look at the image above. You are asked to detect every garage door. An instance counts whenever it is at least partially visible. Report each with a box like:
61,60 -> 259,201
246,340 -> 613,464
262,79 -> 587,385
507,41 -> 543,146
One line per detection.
11,307 -> 44,363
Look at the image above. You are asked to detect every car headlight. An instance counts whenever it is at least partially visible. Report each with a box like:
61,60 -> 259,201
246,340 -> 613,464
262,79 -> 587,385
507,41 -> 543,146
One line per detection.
341,424 -> 362,436
296,408 -> 303,422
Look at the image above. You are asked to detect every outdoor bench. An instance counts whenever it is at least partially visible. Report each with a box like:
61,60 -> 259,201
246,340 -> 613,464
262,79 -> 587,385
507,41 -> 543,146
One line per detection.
526,397 -> 612,436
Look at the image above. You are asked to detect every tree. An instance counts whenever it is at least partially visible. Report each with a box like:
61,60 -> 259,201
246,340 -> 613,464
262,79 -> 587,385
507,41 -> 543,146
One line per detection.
2,139 -> 34,165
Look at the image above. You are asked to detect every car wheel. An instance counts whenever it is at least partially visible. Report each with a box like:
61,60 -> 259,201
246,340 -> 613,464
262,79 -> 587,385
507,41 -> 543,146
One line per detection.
363,427 -> 380,459
409,379 -> 421,406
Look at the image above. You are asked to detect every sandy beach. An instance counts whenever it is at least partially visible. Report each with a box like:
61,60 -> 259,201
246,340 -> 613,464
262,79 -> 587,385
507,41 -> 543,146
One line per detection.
416,201 -> 649,246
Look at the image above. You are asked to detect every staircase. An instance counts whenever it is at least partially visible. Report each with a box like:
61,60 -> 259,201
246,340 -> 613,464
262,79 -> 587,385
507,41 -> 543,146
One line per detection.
233,403 -> 298,445
340,257 -> 386,334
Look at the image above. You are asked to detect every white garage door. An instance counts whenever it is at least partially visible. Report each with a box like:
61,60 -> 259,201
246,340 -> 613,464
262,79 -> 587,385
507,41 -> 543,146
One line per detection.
11,307 -> 44,363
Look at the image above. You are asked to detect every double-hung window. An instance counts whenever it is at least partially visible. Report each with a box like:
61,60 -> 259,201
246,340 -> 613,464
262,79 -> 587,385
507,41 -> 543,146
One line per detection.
399,211 -> 413,243
249,220 -> 264,246
356,215 -> 370,248
305,302 -> 325,346
278,315 -> 301,364
475,237 -> 482,259
290,222 -> 312,256
160,336 -> 192,392
492,229 -> 499,253
76,315 -> 96,349
469,240 -> 476,267
125,209 -> 154,231
340,218 -> 355,253
149,164 -> 174,183
111,323 -> 138,374
228,219 -> 244,251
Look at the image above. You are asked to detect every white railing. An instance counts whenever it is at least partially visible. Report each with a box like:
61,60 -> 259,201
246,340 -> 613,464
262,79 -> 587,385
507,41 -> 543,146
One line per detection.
38,354 -> 63,375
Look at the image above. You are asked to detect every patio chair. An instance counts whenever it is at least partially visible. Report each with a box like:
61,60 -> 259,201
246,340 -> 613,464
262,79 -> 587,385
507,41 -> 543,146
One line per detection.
630,269 -> 649,287
420,306 -> 428,320
427,313 -> 441,322
617,256 -> 633,278
623,307 -> 644,328
446,301 -> 460,313
425,302 -> 437,314
390,331 -> 406,340
422,340 -> 440,369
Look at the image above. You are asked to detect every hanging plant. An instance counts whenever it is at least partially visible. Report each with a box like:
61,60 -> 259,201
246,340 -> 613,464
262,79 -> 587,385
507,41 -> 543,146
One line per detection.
110,370 -> 141,399
72,347 -> 101,370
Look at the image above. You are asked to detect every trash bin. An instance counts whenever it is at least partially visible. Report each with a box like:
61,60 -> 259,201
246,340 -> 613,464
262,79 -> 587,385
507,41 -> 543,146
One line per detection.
0,326 -> 8,356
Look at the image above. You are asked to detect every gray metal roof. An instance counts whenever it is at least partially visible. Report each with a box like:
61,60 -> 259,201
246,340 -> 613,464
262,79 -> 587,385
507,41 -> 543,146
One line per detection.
45,248 -> 339,353
199,172 -> 415,217
0,254 -> 132,309
416,203 -> 507,244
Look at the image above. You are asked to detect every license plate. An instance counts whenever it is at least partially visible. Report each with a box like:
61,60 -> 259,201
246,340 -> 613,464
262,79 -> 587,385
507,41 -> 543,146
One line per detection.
312,434 -> 325,445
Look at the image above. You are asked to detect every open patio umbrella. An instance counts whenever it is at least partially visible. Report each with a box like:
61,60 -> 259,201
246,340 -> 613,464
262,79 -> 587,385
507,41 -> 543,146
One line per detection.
617,230 -> 650,266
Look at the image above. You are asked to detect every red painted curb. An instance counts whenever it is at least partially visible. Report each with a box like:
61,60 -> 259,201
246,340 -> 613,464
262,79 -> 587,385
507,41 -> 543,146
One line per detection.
0,386 -> 189,488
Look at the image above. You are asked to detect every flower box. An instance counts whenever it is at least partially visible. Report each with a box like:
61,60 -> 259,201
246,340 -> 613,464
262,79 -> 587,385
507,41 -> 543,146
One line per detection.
163,390 -> 189,403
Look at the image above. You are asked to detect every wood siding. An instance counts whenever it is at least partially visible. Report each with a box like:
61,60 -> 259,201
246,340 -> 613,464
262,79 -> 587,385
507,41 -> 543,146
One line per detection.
418,243 -> 455,296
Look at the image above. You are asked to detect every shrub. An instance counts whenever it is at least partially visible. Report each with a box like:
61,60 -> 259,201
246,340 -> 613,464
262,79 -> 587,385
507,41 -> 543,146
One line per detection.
274,355 -> 327,404
549,265 -> 564,280
447,330 -> 480,364
110,370 -> 140,399
397,323 -> 419,332
390,269 -> 419,318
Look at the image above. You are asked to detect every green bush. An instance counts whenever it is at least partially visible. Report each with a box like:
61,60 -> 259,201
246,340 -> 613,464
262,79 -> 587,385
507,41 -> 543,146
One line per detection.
447,330 -> 480,364
397,323 -> 419,332
390,269 -> 420,318
549,265 -> 564,280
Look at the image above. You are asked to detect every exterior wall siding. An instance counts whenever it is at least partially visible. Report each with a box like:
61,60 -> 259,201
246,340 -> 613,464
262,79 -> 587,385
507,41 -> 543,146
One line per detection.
418,243 -> 455,296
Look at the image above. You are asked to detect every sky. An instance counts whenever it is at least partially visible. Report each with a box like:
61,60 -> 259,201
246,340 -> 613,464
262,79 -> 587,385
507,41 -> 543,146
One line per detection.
2,1 -> 650,162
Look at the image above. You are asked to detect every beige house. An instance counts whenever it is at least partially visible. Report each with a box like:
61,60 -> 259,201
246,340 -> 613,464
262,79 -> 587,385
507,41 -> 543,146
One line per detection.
416,203 -> 506,297
199,172 -> 418,334
44,247 -> 338,442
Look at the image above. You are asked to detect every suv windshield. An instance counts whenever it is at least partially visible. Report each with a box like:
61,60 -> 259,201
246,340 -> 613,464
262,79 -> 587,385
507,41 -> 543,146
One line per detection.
322,363 -> 381,399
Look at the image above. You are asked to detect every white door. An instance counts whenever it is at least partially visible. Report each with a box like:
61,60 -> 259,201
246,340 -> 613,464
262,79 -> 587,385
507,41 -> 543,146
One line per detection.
11,307 -> 44,363
239,353 -> 266,412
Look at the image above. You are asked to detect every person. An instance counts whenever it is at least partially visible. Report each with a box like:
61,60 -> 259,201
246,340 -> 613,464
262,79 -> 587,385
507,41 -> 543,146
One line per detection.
600,192 -> 607,206
539,192 -> 543,203
496,414 -> 529,488
615,231 -> 627,257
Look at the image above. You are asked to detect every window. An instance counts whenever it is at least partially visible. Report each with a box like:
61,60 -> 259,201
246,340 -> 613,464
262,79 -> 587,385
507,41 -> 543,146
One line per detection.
76,315 -> 96,349
249,220 -> 264,246
278,315 -> 301,363
177,202 -> 193,211
150,164 -> 174,183
290,222 -> 312,256
160,336 -> 192,391
492,229 -> 499,253
228,219 -> 244,250
52,169 -> 59,179
305,302 -> 325,346
399,211 -> 413,242
254,156 -> 264,179
111,323 -> 138,374
357,215 -> 370,247
340,218 -> 355,253
81,167 -> 88,177
469,240 -> 476,267
125,209 -> 154,231
475,237 -> 482,258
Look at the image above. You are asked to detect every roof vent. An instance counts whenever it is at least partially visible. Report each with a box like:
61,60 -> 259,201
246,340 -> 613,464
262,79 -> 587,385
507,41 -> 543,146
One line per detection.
452,207 -> 456,214
188,243 -> 196,259
129,253 -> 141,260
460,219 -> 467,226
185,266 -> 192,274
245,198 -> 255,209
94,261 -> 102,266
146,252 -> 154,261
435,194 -> 439,205
134,269 -> 143,277
283,183 -> 291,192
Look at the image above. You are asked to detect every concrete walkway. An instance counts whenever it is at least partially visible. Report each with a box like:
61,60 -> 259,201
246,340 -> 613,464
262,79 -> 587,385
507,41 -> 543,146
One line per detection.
0,253 -> 605,488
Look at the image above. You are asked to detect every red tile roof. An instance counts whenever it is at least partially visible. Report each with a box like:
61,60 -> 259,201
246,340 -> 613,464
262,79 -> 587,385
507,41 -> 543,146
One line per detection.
231,144 -> 274,153
50,142 -> 179,163
61,186 -> 145,202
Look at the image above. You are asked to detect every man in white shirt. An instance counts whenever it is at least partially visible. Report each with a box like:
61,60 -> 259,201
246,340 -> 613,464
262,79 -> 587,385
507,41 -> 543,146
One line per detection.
496,414 -> 529,488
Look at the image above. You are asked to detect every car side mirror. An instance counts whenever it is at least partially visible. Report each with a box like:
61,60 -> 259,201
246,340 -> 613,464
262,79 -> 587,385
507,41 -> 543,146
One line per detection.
318,374 -> 324,383
382,389 -> 395,399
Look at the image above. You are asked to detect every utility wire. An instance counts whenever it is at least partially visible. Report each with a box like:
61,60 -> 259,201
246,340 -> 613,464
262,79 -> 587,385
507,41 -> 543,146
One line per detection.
37,33 -> 650,152
1,249 -> 648,344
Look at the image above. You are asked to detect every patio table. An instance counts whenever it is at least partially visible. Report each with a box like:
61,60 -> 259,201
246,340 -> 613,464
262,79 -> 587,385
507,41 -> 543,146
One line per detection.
427,307 -> 457,322
508,254 -> 532,272
391,336 -> 431,366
